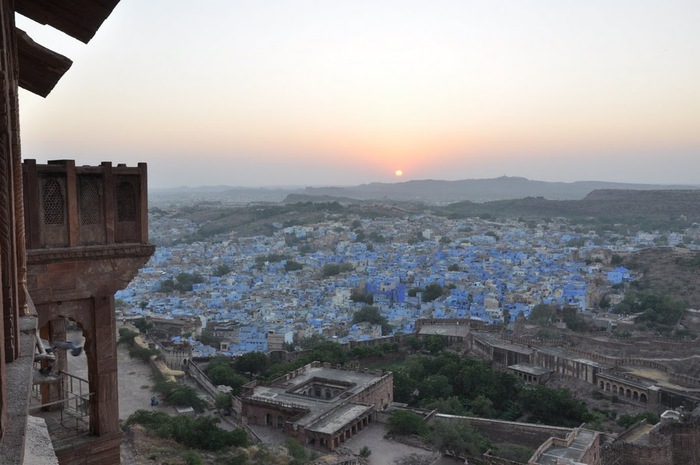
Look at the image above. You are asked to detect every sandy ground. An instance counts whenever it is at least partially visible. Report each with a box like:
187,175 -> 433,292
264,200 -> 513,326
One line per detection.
65,332 -> 162,421
116,343 -> 162,421
344,423 -> 439,465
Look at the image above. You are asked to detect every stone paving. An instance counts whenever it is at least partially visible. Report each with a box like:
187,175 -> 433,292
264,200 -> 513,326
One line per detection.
343,423 -> 439,465
115,344 -> 161,420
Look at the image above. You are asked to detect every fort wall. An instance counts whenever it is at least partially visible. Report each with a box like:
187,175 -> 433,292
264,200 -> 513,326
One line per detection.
432,414 -> 572,450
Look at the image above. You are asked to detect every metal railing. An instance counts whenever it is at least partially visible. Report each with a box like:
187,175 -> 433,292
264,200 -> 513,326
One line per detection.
30,370 -> 93,438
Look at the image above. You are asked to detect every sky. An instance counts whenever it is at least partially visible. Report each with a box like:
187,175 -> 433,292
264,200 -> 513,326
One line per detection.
16,1 -> 700,188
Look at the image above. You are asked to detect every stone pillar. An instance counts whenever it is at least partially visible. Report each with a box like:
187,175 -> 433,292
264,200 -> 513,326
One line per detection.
41,318 -> 67,408
88,295 -> 119,436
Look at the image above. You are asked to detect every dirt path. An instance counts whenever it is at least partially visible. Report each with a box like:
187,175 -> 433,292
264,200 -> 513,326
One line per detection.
116,343 -> 160,421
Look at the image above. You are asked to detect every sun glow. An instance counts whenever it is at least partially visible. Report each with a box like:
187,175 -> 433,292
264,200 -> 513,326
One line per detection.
395,169 -> 403,177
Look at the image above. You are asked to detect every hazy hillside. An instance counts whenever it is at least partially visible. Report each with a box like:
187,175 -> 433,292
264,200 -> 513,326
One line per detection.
622,248 -> 700,309
296,176 -> 697,203
151,177 -> 697,206
443,189 -> 700,226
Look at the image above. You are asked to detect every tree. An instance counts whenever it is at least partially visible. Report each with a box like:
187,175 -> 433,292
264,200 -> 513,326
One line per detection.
617,411 -> 659,429
350,289 -> 373,304
199,330 -> 222,348
153,379 -> 209,413
392,370 -> 418,404
128,346 -> 159,362
174,272 -> 205,292
518,385 -> 587,426
159,278 -> 175,293
234,351 -> 269,376
405,336 -> 423,352
352,306 -> 392,335
422,396 -> 467,416
611,254 -> 624,265
117,327 -> 138,346
422,283 -> 444,302
418,375 -> 452,401
430,420 -> 490,458
207,365 -> 248,395
284,437 -> 314,465
613,292 -> 686,332
160,273 -> 205,292
321,262 -> 354,277
529,303 -> 557,325
212,263 -> 231,277
255,253 -> 288,267
124,411 -> 248,451
284,260 -> 303,272
133,317 -> 152,334
563,312 -> 588,332
352,306 -> 385,325
447,264 -> 460,272
424,334 -> 447,354
297,333 -> 327,349
308,341 -> 348,366
214,392 -> 232,413
468,394 -> 495,417
387,410 -> 428,436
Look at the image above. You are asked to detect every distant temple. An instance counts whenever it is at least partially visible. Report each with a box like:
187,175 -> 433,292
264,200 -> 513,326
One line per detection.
0,2 -> 153,464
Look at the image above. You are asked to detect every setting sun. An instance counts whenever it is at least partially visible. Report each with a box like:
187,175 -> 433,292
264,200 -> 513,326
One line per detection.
395,169 -> 403,177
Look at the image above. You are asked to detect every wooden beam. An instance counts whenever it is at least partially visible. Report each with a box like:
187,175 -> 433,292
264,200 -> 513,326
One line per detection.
15,0 -> 121,44
16,28 -> 72,98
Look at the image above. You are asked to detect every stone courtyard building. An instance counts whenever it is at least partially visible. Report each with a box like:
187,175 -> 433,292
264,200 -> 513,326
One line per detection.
241,361 -> 393,451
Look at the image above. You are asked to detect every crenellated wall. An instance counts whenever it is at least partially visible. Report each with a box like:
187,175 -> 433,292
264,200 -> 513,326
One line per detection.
22,160 -> 149,249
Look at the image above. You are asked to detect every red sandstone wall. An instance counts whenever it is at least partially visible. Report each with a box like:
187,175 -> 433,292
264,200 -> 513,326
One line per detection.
621,442 -> 673,465
350,373 -> 393,409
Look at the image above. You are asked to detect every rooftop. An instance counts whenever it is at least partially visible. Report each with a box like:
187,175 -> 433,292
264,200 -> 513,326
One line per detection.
508,364 -> 553,376
418,324 -> 470,338
534,429 -> 597,465
246,364 -> 388,433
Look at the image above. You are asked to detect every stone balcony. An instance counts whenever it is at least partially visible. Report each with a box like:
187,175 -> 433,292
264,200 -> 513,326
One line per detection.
21,160 -> 154,465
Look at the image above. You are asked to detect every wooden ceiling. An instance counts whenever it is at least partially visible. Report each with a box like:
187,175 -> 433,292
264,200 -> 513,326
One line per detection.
15,0 -> 121,44
14,0 -> 121,96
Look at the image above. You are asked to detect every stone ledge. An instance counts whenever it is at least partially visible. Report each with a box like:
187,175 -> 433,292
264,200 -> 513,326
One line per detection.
27,243 -> 155,264
23,416 -> 59,465
0,315 -> 39,465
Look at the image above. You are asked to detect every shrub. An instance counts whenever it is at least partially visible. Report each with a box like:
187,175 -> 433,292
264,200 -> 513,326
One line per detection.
387,410 -> 428,437
128,347 -> 159,363
124,410 -> 248,451
184,451 -> 203,465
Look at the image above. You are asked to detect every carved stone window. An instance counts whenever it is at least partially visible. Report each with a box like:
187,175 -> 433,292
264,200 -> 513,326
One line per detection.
79,178 -> 102,225
42,178 -> 64,225
117,181 -> 136,222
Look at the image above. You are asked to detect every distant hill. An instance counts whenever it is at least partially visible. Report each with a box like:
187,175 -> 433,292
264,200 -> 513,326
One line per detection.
442,189 -> 700,225
295,177 -> 697,203
622,248 -> 700,309
150,186 -> 293,205
151,177 -> 698,205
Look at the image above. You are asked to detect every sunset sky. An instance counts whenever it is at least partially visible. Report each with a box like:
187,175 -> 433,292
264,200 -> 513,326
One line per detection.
17,1 -> 700,188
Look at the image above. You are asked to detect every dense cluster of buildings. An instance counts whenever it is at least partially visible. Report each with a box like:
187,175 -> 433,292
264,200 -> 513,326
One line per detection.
116,213 -> 648,355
